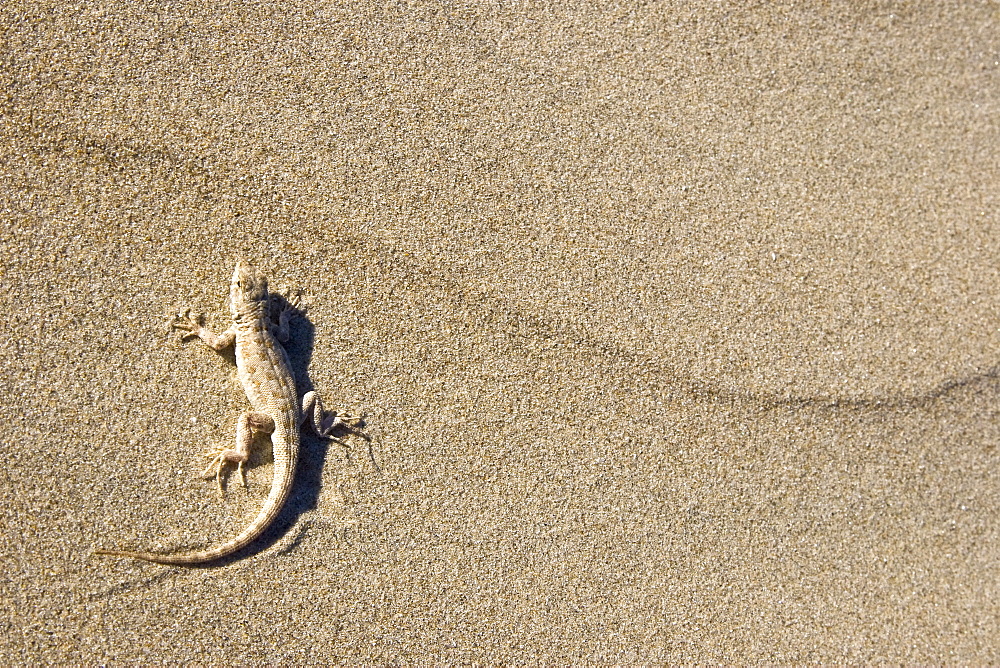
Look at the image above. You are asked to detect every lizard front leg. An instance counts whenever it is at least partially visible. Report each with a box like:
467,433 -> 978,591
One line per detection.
268,290 -> 304,344
173,309 -> 237,351
203,411 -> 275,495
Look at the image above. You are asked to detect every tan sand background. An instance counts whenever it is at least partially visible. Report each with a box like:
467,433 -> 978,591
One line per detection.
2,0 -> 998,662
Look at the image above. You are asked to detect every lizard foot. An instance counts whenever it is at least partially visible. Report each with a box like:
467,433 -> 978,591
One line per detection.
172,309 -> 206,339
268,290 -> 305,343
302,390 -> 368,442
273,285 -> 305,308
320,412 -> 369,442
202,447 -> 248,497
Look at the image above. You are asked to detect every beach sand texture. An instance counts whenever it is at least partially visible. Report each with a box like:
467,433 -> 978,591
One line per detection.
2,0 -> 998,662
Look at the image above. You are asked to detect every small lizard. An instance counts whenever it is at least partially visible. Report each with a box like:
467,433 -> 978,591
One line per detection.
96,260 -> 362,565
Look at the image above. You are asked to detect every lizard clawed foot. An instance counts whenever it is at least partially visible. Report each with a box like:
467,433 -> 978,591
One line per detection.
268,289 -> 306,343
269,288 -> 306,319
302,391 -> 369,444
279,287 -> 306,312
321,412 -> 369,442
320,412 -> 378,471
172,309 -> 206,339
202,447 -> 248,497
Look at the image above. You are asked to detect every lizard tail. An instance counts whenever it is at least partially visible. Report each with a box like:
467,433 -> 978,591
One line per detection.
93,474 -> 292,566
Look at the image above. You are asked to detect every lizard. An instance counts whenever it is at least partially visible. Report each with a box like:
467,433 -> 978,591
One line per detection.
95,259 -> 363,565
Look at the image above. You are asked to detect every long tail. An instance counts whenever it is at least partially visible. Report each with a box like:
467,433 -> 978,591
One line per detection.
94,473 -> 292,565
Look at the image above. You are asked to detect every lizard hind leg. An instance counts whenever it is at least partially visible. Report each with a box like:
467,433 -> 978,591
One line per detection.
301,391 -> 379,471
300,391 -> 366,440
202,411 -> 275,496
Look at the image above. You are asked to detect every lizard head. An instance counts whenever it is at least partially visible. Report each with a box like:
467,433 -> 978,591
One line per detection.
230,259 -> 268,320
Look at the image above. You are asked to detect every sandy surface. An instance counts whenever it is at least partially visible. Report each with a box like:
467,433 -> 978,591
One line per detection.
2,0 -> 998,662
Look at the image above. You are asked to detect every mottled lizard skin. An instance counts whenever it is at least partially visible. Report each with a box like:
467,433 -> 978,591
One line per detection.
96,260 -> 361,565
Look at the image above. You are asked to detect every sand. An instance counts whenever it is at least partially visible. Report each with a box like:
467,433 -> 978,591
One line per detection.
2,0 -> 998,662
